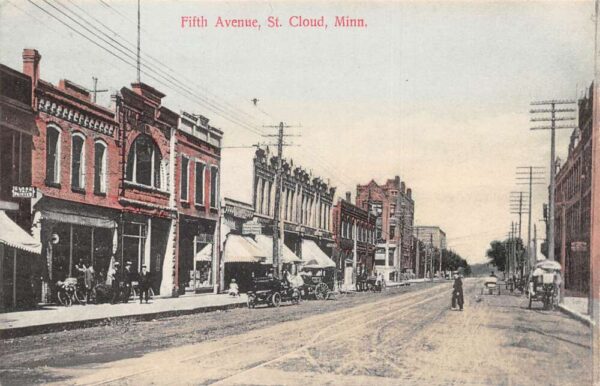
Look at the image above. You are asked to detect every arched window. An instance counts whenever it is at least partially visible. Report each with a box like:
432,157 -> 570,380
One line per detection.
125,135 -> 162,188
71,133 -> 86,190
46,125 -> 61,184
94,141 -> 107,194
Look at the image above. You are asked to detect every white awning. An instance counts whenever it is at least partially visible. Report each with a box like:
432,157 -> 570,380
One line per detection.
0,210 -> 41,254
254,235 -> 302,264
195,243 -> 213,262
223,234 -> 266,263
301,240 -> 336,268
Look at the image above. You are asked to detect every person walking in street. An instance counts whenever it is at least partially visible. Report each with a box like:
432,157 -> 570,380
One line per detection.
451,273 -> 464,311
138,265 -> 151,304
110,261 -> 122,304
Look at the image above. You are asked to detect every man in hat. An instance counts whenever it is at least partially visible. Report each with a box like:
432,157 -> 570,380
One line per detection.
138,265 -> 151,304
110,261 -> 122,304
122,261 -> 135,303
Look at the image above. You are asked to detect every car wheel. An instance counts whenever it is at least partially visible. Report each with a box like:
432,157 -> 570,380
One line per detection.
271,292 -> 281,308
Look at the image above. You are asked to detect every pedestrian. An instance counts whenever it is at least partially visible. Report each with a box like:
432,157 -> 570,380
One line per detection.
452,273 -> 464,311
122,261 -> 135,303
138,264 -> 151,304
228,278 -> 239,297
110,261 -> 122,304
83,264 -> 94,304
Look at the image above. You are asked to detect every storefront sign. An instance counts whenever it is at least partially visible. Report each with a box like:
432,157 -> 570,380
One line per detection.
242,220 -> 262,235
12,186 -> 36,198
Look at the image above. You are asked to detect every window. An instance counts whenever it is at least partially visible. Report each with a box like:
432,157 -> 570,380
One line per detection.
195,161 -> 205,206
71,133 -> 85,190
210,166 -> 219,208
125,135 -> 162,188
46,126 -> 61,184
94,141 -> 107,194
180,156 -> 189,201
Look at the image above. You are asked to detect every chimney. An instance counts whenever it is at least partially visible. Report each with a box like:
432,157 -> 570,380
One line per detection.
395,175 -> 400,187
345,191 -> 351,202
407,188 -> 412,199
22,49 -> 41,105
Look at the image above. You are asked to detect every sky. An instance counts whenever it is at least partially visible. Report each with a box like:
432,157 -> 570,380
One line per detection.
0,0 -> 595,264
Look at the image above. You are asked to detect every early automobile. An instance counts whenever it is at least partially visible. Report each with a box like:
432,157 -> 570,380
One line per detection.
527,260 -> 561,310
481,275 -> 501,295
247,276 -> 300,308
298,271 -> 332,300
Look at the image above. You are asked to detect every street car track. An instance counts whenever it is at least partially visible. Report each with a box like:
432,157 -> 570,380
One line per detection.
73,283 -> 450,386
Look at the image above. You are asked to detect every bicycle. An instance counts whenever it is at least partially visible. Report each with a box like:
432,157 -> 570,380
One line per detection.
56,278 -> 78,306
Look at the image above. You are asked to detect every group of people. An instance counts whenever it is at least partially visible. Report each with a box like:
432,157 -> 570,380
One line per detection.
72,259 -> 152,304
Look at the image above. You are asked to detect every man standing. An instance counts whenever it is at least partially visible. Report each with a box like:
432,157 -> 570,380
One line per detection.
138,265 -> 151,304
123,261 -> 135,303
452,273 -> 464,311
110,261 -> 122,304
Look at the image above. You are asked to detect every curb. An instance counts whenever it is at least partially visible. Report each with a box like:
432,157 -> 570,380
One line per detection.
557,304 -> 592,327
0,301 -> 247,339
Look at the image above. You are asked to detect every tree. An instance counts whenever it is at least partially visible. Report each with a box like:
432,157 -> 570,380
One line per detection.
440,249 -> 471,276
486,240 -> 507,272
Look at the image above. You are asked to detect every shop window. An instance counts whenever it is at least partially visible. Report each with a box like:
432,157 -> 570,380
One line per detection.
46,126 -> 61,185
210,166 -> 219,208
125,134 -> 162,189
94,141 -> 107,194
122,221 -> 147,273
195,161 -> 205,206
71,133 -> 86,191
180,156 -> 189,201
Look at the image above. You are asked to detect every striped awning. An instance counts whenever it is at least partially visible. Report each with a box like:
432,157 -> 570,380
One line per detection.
223,234 -> 266,263
301,240 -> 336,268
254,235 -> 302,265
0,210 -> 41,254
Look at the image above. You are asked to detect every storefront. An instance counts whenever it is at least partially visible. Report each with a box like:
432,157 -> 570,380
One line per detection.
177,215 -> 216,294
223,234 -> 265,293
0,210 -> 41,311
35,199 -> 118,301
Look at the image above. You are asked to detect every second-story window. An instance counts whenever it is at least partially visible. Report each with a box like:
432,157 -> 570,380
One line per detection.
126,134 -> 162,189
180,156 -> 189,201
210,166 -> 219,208
71,133 -> 85,190
94,141 -> 107,194
195,161 -> 205,206
46,126 -> 61,185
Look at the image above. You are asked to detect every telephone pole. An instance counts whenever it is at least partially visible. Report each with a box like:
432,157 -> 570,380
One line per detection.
87,77 -> 108,103
262,122 -> 297,278
136,0 -> 141,83
530,100 -> 577,261
516,166 -> 545,273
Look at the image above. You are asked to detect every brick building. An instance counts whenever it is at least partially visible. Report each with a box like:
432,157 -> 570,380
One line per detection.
355,176 -> 415,280
0,60 -> 40,310
115,82 -> 179,297
554,83 -> 593,296
332,192 -> 376,286
175,111 -> 222,294
24,49 -> 122,301
251,146 -> 336,272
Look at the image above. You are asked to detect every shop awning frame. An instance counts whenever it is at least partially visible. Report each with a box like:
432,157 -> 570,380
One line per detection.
254,235 -> 302,265
223,234 -> 266,263
301,240 -> 336,269
0,210 -> 41,254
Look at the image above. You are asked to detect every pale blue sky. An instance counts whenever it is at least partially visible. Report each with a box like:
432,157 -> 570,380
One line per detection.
0,0 -> 595,263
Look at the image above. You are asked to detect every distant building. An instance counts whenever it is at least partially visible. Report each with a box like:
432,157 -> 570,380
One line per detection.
554,83 -> 593,296
356,176 -> 415,280
332,192 -> 376,286
414,226 -> 447,251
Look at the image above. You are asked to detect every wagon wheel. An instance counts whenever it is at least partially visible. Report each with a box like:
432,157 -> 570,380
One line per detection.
247,295 -> 256,309
315,283 -> 329,300
58,290 -> 72,307
271,292 -> 281,308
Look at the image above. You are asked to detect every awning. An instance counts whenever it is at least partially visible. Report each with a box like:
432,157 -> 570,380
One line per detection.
0,210 -> 41,254
301,240 -> 336,268
535,259 -> 561,271
195,243 -> 213,262
254,235 -> 302,264
41,210 -> 116,228
223,234 -> 266,263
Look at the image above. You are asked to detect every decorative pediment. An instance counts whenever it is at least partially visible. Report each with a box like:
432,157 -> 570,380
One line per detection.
37,96 -> 116,136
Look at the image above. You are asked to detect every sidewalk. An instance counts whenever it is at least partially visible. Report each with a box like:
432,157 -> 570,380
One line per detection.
0,293 -> 247,339
558,296 -> 592,326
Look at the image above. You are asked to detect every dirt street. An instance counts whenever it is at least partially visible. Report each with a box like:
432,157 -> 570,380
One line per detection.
0,279 -> 592,385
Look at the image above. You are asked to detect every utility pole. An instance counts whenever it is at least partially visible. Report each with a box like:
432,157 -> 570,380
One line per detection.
261,122 -> 296,279
530,100 -> 577,262
516,166 -> 545,274
136,0 -> 141,83
87,77 -> 108,103
415,228 -> 420,278
429,233 -> 434,280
